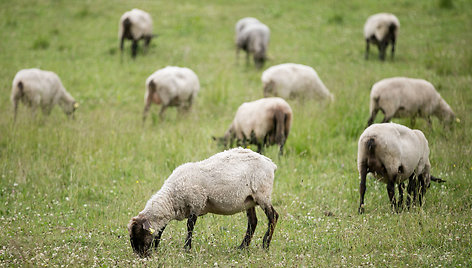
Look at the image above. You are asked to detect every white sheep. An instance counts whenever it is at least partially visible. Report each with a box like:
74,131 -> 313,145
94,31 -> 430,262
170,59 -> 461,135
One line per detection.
363,13 -> 400,60
367,77 -> 455,126
261,63 -> 334,101
119,8 -> 154,58
357,123 -> 445,214
215,97 -> 292,155
143,66 -> 200,123
11,68 -> 78,121
128,148 -> 279,257
235,19 -> 270,69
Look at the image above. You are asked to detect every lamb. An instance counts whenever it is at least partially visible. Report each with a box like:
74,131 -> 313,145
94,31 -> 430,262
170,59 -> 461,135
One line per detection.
214,97 -> 292,155
261,63 -> 334,101
128,148 -> 279,257
119,8 -> 154,58
235,18 -> 270,69
143,66 -> 200,123
11,68 -> 78,121
357,123 -> 445,214
363,13 -> 400,60
367,77 -> 455,126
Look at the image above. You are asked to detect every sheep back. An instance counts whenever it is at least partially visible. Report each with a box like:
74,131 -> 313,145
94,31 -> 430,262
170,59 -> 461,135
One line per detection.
262,63 -> 333,101
235,17 -> 261,38
160,148 -> 277,218
363,13 -> 400,41
145,66 -> 200,107
118,8 -> 153,40
230,97 -> 292,141
11,68 -> 75,113
370,77 -> 447,119
357,123 -> 430,184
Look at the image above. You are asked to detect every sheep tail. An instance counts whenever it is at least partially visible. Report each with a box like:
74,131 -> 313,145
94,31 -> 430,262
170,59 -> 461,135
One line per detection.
17,81 -> 24,97
274,109 -> 286,145
149,80 -> 157,93
366,138 -> 376,156
388,23 -> 397,34
122,17 -> 132,40
430,175 -> 446,183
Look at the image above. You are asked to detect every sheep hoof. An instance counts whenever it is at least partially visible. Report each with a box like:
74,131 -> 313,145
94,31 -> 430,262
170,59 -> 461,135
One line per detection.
358,206 -> 365,214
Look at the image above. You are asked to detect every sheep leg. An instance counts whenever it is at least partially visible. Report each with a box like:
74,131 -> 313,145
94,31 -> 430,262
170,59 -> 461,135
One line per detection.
41,105 -> 53,116
159,105 -> 168,119
144,36 -> 151,51
381,114 -> 392,123
367,108 -> 379,126
365,40 -> 370,60
358,164 -> 367,214
262,205 -> 278,249
391,37 -> 396,60
426,116 -> 432,127
238,207 -> 258,249
142,98 -> 153,124
418,174 -> 427,206
131,40 -> 138,58
120,36 -> 125,52
397,182 -> 404,212
153,225 -> 166,249
386,181 -> 396,210
378,43 -> 387,61
184,214 -> 197,250
13,98 -> 19,122
406,174 -> 416,209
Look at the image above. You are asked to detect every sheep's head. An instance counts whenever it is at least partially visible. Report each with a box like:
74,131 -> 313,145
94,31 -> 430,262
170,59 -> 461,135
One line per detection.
128,215 -> 154,257
59,100 -> 79,119
435,99 -> 455,124
263,80 -> 275,97
254,52 -> 266,69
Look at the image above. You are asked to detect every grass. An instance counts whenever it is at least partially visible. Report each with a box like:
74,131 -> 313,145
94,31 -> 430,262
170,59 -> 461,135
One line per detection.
1,0 -> 471,266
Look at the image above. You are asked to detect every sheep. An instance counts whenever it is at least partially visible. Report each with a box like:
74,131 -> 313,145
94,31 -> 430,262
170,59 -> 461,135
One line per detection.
128,148 -> 279,257
367,77 -> 455,126
119,8 -> 154,58
261,63 -> 334,101
10,68 -> 78,121
363,13 -> 400,60
235,19 -> 270,69
357,123 -> 445,214
214,97 -> 292,156
143,66 -> 200,123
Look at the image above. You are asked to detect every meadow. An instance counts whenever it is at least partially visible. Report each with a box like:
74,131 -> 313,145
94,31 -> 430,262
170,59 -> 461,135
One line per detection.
1,0 -> 471,266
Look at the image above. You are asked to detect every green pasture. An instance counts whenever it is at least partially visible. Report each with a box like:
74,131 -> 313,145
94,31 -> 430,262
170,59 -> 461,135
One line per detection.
0,0 -> 471,266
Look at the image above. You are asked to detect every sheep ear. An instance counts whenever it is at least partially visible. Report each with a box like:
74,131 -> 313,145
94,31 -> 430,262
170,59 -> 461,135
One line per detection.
142,219 -> 152,231
74,102 -> 79,109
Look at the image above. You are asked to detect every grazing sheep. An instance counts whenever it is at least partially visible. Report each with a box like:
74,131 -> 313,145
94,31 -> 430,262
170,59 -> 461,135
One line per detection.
11,68 -> 78,121
364,13 -> 400,60
128,148 -> 279,257
357,123 -> 445,214
119,8 -> 154,58
367,77 -> 455,126
262,63 -> 334,101
215,97 -> 292,155
235,19 -> 270,69
143,66 -> 200,123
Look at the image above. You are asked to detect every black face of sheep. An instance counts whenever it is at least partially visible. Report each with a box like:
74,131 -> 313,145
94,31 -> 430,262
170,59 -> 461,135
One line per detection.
128,216 -> 154,257
254,52 -> 266,69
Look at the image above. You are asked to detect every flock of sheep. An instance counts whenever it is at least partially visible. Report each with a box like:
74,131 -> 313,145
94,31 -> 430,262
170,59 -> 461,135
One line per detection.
9,8 -> 457,258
